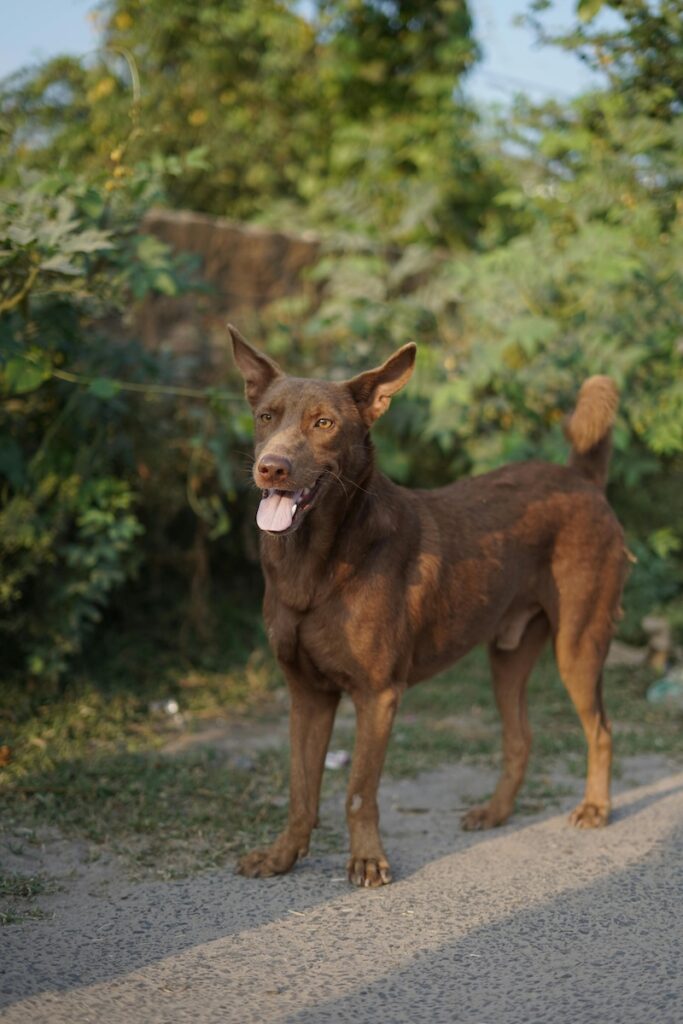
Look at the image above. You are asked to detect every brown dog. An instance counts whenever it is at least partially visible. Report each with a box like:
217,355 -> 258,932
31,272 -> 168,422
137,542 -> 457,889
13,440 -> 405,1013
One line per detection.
230,325 -> 628,887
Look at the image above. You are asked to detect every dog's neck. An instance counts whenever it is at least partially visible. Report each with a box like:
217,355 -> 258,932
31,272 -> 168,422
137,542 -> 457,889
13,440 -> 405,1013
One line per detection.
259,443 -> 399,612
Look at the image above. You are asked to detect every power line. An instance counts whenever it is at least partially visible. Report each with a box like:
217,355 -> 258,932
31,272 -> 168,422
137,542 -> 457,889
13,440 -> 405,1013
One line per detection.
469,68 -> 589,99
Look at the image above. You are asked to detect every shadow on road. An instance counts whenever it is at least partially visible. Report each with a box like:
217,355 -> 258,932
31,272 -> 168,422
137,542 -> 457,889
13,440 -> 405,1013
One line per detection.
2,767 -> 683,1020
288,810 -> 683,1024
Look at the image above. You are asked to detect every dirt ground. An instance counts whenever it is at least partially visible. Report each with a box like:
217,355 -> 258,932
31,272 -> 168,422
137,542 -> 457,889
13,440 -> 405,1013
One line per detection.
2,738 -> 683,1024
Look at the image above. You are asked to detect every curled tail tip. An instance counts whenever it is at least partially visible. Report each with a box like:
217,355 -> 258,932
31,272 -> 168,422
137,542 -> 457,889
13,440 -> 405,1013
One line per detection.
566,375 -> 619,455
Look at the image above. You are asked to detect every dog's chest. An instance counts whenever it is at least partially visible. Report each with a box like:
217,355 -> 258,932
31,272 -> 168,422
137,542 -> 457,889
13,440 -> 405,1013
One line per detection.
265,602 -> 351,690
266,581 -> 409,693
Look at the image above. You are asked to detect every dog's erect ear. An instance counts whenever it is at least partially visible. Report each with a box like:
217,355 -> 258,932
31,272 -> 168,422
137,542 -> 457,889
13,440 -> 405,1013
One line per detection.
347,343 -> 417,426
229,324 -> 282,408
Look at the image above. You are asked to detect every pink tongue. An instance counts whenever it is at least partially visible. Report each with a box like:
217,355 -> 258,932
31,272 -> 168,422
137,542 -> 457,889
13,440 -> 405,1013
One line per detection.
257,492 -> 295,533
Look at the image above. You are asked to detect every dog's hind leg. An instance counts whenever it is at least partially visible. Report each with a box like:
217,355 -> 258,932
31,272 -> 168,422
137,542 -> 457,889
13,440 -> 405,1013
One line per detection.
462,612 -> 550,831
552,524 -> 626,827
554,625 -> 614,828
237,677 -> 340,878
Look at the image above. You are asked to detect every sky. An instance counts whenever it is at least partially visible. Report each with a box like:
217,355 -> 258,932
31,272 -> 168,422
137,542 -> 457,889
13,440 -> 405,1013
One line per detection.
0,0 -> 602,103
468,0 -> 603,103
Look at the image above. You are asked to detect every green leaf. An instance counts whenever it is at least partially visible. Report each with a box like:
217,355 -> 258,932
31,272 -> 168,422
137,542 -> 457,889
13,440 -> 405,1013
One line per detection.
40,254 -> 80,275
648,528 -> 681,560
61,228 -> 112,254
152,270 -> 178,296
3,356 -> 50,394
6,225 -> 36,246
185,146 -> 210,170
577,0 -> 605,23
88,378 -> 122,399
135,234 -> 170,266
493,189 -> 527,210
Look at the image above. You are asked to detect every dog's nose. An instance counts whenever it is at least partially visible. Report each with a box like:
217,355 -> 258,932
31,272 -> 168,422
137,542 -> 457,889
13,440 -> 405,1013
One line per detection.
257,454 -> 292,485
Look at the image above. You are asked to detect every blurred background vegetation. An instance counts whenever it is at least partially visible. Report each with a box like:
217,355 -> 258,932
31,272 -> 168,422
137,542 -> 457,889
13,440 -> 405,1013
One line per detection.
1,0 -> 681,701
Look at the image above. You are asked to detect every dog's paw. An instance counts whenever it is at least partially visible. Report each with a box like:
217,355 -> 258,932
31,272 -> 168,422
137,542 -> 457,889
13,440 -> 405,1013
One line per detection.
347,856 -> 392,888
569,801 -> 610,828
461,803 -> 506,831
236,845 -> 298,878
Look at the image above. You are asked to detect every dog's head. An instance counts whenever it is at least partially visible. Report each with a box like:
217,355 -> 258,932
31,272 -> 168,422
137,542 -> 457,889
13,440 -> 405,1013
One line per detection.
229,325 -> 416,535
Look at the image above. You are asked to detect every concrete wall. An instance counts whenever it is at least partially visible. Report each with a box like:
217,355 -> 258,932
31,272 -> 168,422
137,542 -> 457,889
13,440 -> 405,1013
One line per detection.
137,209 -> 321,379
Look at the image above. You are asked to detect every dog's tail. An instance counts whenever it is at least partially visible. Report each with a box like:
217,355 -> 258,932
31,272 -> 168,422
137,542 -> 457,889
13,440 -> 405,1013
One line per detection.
564,376 -> 619,490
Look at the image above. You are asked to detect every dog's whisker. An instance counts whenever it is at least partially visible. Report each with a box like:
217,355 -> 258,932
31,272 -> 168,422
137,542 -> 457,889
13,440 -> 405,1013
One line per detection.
324,467 -> 349,501
338,473 -> 374,498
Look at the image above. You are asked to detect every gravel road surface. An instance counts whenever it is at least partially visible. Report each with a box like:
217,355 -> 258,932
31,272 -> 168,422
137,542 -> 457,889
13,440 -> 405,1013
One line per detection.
2,757 -> 682,1024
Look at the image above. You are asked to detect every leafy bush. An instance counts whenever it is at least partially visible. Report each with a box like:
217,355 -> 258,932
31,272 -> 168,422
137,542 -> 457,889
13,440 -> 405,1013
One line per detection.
0,0 -> 504,247
0,170 -> 253,683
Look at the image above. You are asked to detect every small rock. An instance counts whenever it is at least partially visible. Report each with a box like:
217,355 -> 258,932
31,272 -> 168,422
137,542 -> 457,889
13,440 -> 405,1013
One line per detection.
149,699 -> 180,716
325,750 -> 350,770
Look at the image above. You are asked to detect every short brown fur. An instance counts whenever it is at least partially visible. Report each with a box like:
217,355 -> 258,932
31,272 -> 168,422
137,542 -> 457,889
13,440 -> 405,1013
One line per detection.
230,326 -> 629,887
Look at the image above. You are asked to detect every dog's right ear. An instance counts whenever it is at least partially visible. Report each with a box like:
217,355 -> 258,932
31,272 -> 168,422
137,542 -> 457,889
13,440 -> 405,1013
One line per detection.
347,343 -> 417,426
228,324 -> 282,408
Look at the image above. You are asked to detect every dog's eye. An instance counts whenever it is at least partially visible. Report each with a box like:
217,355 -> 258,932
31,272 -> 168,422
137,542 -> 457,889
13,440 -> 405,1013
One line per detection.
259,412 -> 272,423
315,417 -> 334,429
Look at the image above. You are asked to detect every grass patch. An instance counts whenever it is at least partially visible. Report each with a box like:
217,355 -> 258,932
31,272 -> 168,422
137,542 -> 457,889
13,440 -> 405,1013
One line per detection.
1,640 -> 680,880
0,603 -> 293,876
320,648 -> 681,829
1,646 -> 281,783
1,746 -> 292,878
396,647 -> 683,766
0,872 -> 55,926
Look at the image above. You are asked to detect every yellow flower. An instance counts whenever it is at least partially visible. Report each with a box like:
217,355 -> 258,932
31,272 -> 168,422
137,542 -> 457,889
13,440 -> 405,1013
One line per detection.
115,11 -> 133,30
188,108 -> 208,127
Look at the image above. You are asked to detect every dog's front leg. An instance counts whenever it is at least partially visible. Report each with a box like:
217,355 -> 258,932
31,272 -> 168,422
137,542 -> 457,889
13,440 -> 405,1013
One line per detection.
346,686 -> 400,888
237,676 -> 340,878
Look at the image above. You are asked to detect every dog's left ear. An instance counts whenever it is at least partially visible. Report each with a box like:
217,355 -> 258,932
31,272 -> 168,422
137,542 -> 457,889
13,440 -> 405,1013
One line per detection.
229,324 -> 282,408
347,343 -> 417,426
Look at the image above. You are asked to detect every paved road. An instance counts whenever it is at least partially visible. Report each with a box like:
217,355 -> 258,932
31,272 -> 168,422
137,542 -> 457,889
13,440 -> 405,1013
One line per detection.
2,759 -> 683,1024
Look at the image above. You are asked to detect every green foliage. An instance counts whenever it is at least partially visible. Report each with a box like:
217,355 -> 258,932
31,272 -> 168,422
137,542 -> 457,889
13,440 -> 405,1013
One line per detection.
303,0 -> 497,246
0,170 -> 249,683
531,0 -> 683,121
0,473 -> 143,680
0,0 -> 503,247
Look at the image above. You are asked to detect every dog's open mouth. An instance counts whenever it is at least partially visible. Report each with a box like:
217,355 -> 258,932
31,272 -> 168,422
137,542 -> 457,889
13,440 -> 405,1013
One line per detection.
256,478 -> 322,534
